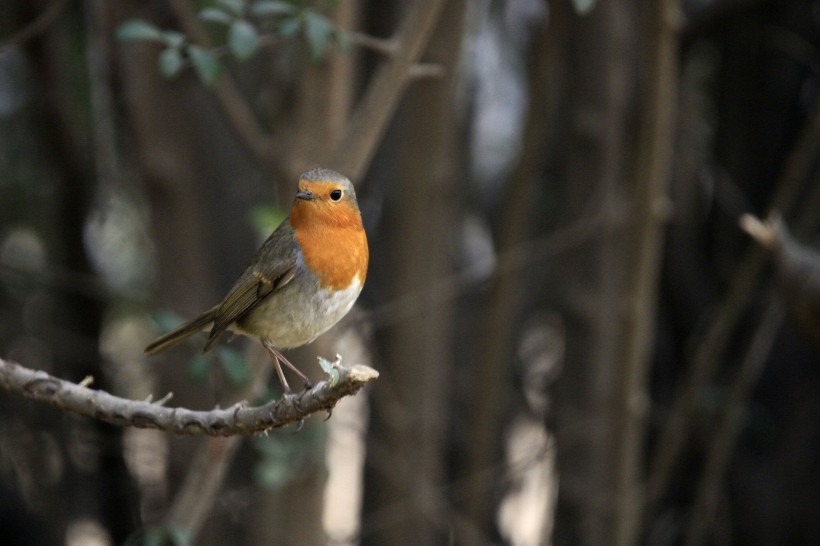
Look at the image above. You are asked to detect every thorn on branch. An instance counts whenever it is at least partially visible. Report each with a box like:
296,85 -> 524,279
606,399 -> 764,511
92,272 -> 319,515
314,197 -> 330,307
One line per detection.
155,392 -> 174,406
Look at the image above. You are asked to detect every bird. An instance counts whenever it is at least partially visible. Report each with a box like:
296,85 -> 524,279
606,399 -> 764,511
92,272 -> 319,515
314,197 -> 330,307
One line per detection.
144,168 -> 369,394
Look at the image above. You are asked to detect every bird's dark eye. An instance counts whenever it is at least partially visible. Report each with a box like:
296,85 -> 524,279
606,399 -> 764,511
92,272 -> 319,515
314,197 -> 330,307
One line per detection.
330,189 -> 343,201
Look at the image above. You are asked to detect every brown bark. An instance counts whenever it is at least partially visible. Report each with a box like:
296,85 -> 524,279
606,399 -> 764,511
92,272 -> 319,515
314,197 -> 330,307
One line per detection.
549,0 -> 675,543
647,64 -> 820,511
460,5 -> 570,539
361,1 -> 467,544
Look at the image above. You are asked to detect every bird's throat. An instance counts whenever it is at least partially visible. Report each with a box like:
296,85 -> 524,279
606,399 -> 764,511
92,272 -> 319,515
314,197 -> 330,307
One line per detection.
294,222 -> 369,291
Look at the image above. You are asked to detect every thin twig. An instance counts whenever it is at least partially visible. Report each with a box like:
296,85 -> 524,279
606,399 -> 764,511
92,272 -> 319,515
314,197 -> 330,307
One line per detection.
0,0 -> 70,54
682,164 -> 820,542
647,93 -> 820,506
348,32 -> 396,56
407,63 -> 445,80
683,294 -> 785,546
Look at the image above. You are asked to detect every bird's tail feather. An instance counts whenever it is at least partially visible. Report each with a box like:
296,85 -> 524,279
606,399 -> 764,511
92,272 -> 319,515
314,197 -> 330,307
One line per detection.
144,305 -> 219,356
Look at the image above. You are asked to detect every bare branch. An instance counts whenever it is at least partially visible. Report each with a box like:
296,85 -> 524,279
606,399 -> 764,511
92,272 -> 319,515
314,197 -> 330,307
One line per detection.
0,355 -> 378,436
647,89 -> 820,506
167,434 -> 242,537
682,182 -> 820,542
348,32 -> 397,56
407,63 -> 445,80
0,0 -> 69,54
326,0 -> 449,180
684,294 -> 785,546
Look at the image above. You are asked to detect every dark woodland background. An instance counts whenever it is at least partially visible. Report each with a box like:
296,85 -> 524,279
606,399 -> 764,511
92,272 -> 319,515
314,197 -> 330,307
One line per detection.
1,0 -> 819,544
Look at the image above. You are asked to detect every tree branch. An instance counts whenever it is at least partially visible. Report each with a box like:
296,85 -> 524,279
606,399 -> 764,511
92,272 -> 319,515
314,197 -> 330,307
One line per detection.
166,0 -> 278,166
683,293 -> 784,546
647,90 -> 820,506
348,32 -> 397,56
325,0 -> 449,180
0,355 -> 378,436
0,0 -> 69,54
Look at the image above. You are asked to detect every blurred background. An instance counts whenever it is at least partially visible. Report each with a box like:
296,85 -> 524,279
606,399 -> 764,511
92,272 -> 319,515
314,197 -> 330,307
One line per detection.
1,0 -> 820,544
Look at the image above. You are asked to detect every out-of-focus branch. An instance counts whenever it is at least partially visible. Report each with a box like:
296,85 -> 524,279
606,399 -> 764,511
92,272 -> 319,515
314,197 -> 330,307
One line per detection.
683,202 -> 820,544
0,355 -> 378,436
647,93 -> 820,507
0,0 -> 69,54
463,7 -> 565,537
277,1 -> 359,184
166,0 -> 448,180
348,32 -> 396,56
612,0 -> 679,543
165,352 -> 270,542
167,435 -> 242,540
326,0 -> 449,180
675,151 -> 820,544
166,0 -> 278,166
683,293 -> 784,546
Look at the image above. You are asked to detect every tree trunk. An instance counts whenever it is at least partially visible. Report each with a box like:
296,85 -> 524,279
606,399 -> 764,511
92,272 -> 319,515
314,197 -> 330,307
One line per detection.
549,0 -> 664,543
361,1 -> 467,544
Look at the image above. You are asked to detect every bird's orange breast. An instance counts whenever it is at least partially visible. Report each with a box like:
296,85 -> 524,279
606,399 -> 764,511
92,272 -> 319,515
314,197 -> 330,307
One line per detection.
292,202 -> 369,291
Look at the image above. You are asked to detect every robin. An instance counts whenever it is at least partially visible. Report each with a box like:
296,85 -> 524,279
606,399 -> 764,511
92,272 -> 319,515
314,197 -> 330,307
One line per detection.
144,168 -> 369,394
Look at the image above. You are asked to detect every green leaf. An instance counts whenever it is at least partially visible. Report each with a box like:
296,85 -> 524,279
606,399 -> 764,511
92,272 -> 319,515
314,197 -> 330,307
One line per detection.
158,47 -> 184,78
215,0 -> 246,17
570,0 -> 597,14
228,19 -> 261,60
199,7 -> 234,25
166,526 -> 192,546
250,204 -> 287,236
188,45 -> 222,85
251,435 -> 301,488
138,526 -> 191,546
255,456 -> 292,488
162,30 -> 186,48
277,15 -> 301,37
251,0 -> 296,17
188,355 -> 211,382
152,310 -> 183,331
318,357 -> 340,386
218,347 -> 251,386
304,12 -> 333,60
117,19 -> 164,42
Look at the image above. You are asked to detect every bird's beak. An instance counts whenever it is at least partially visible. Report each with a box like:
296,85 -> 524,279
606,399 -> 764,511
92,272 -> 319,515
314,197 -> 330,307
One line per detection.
296,189 -> 314,201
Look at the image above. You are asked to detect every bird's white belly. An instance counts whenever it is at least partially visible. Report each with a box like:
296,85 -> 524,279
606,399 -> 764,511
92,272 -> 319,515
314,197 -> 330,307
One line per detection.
237,277 -> 362,348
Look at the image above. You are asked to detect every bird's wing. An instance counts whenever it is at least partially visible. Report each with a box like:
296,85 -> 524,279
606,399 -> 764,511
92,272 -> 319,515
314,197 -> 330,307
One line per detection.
204,223 -> 298,352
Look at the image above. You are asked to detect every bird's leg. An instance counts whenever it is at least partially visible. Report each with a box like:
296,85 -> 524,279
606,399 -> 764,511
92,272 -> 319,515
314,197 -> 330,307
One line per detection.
260,339 -> 314,391
262,339 -> 292,394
